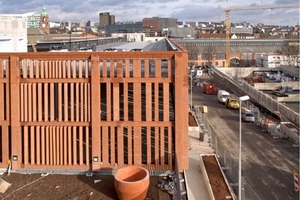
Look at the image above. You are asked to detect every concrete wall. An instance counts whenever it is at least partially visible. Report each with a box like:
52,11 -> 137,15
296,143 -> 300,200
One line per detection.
253,82 -> 300,90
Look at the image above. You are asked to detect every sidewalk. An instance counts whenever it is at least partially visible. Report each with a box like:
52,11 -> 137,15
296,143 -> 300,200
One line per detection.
185,128 -> 215,199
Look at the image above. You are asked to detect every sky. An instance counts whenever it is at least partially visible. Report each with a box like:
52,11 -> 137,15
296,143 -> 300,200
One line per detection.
0,0 -> 299,26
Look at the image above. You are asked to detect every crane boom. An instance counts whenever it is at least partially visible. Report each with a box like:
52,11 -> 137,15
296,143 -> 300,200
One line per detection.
224,3 -> 299,67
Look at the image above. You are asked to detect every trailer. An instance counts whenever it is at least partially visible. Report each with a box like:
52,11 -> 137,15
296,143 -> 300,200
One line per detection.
203,82 -> 216,95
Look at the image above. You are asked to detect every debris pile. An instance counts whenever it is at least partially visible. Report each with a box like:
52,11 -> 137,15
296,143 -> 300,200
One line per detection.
157,171 -> 176,196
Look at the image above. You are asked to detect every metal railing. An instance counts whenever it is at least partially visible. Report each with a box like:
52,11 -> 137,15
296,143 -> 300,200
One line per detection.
194,106 -> 262,200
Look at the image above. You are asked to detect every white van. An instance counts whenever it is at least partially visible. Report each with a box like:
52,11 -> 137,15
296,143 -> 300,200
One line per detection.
217,90 -> 230,103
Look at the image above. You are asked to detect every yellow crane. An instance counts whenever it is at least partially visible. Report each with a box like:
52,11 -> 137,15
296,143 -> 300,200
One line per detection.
224,2 -> 299,67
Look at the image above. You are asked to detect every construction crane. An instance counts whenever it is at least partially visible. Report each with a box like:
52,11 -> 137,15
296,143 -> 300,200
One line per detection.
224,2 -> 299,67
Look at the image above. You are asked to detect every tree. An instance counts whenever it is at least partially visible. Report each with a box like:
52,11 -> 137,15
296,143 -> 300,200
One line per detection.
203,44 -> 216,67
275,41 -> 299,56
184,42 -> 200,69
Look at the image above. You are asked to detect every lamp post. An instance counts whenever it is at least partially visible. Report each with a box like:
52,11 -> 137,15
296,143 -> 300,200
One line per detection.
238,95 -> 250,200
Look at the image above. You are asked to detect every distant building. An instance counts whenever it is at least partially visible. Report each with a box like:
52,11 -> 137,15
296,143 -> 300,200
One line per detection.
79,21 -> 87,28
87,20 -> 95,27
165,27 -> 198,38
104,22 -> 143,37
99,12 -> 115,29
142,17 -> 177,36
39,5 -> 50,34
231,26 -> 253,34
0,15 -> 27,52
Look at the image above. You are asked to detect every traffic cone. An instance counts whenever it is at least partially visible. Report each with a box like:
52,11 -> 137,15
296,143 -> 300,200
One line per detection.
293,170 -> 299,193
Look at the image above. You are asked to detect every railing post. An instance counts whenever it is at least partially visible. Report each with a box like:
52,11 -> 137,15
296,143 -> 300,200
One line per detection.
91,54 -> 101,171
10,55 -> 22,170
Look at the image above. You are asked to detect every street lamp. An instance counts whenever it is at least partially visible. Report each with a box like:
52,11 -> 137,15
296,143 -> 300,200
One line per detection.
238,95 -> 250,200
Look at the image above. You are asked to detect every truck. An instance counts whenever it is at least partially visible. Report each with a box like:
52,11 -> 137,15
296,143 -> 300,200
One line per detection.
225,97 -> 240,109
217,90 -> 230,104
202,82 -> 216,95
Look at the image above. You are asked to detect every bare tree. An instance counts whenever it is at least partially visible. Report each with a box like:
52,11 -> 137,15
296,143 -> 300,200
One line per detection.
275,41 -> 299,56
203,44 -> 216,67
184,43 -> 200,69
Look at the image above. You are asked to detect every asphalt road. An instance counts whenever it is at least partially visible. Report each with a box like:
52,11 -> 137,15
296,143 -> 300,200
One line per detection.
191,77 -> 299,200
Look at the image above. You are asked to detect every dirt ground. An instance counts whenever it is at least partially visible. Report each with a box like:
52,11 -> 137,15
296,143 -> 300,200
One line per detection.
0,173 -> 172,200
189,112 -> 198,126
202,155 -> 232,199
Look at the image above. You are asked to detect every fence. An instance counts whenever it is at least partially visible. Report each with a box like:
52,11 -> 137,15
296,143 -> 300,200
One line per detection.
194,106 -> 262,200
0,50 -> 189,173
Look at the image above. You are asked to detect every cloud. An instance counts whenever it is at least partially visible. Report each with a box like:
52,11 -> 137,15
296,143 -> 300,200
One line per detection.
0,0 -> 298,25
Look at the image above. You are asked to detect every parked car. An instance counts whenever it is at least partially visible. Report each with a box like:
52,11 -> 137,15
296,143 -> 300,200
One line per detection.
225,97 -> 240,109
242,112 -> 255,123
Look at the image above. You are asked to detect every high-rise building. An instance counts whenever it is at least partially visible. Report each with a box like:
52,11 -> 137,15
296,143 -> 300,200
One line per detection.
99,12 -> 115,29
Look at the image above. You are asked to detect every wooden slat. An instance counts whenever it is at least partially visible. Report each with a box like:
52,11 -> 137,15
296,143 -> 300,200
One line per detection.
85,126 -> 89,165
23,126 -> 28,165
44,83 -> 48,122
68,126 -> 72,165
5,82 -> 10,121
84,83 -> 88,122
58,83 -> 62,121
40,60 -> 45,78
24,84 -> 28,121
50,127 -> 53,165
70,83 -> 74,121
0,77 -> 3,120
50,83 -> 55,121
168,126 -> 172,169
80,83 -> 84,121
64,83 -> 68,122
155,83 -> 159,121
78,60 -> 82,78
32,83 -> 37,121
110,126 -> 115,165
36,127 -> 40,165
106,83 -> 111,121
38,83 -> 42,121
117,126 -> 123,165
76,83 -> 79,121
1,126 -> 9,164
28,84 -> 32,121
63,126 -> 67,165
134,127 -> 141,165
147,127 -> 151,165
41,127 -> 45,164
163,83 -> 169,121
146,83 -> 151,121
72,60 -> 76,78
73,126 -> 77,165
123,83 -> 128,121
46,127 -> 50,165
30,126 -> 35,164
113,82 -> 119,121
102,126 -> 108,164
127,126 -> 132,165
36,60 -> 40,78
155,127 -> 159,166
160,127 -> 164,165
79,126 -> 83,165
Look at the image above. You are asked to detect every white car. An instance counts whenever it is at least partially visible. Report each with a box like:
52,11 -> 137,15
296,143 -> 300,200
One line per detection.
242,112 -> 255,123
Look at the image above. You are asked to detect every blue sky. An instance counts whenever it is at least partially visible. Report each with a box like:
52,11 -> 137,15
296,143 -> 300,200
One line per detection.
0,0 -> 299,26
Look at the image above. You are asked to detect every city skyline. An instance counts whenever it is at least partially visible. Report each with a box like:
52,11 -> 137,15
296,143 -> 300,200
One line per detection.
0,0 -> 299,26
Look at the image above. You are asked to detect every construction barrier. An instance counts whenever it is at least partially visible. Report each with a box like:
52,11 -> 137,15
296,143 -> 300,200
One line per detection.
293,170 -> 299,193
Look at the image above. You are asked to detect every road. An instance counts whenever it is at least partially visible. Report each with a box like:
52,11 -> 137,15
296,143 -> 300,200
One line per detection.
191,77 -> 299,200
